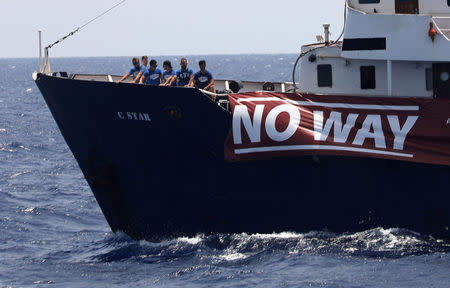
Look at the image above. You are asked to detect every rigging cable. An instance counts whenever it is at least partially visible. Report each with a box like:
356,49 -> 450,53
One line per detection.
45,0 -> 128,50
291,0 -> 348,91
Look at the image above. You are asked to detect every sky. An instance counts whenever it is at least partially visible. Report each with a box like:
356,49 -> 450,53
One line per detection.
0,0 -> 344,58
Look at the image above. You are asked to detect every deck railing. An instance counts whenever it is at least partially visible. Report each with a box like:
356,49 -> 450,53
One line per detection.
432,16 -> 450,41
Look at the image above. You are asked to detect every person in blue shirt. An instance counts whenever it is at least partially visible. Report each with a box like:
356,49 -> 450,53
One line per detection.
170,58 -> 194,87
190,60 -> 215,92
139,59 -> 163,85
141,56 -> 149,70
161,60 -> 176,86
128,56 -> 149,84
117,57 -> 144,83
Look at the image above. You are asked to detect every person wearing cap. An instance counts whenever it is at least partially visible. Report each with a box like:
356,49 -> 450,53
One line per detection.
190,60 -> 215,93
161,60 -> 176,86
139,59 -> 163,85
170,57 -> 194,87
117,57 -> 145,83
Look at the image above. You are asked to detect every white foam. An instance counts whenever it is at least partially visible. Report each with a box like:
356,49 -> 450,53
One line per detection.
217,252 -> 247,261
19,145 -> 30,151
178,236 -> 202,245
251,232 -> 304,240
11,171 -> 30,178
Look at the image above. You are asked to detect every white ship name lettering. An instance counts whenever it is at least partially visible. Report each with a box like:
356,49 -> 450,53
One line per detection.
117,112 -> 151,122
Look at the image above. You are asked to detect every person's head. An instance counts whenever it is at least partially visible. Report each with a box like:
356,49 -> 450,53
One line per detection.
199,60 -> 206,71
180,58 -> 188,70
149,59 -> 157,71
141,56 -> 148,67
163,60 -> 172,71
132,57 -> 140,69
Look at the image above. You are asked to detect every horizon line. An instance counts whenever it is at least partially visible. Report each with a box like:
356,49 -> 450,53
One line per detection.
0,52 -> 300,60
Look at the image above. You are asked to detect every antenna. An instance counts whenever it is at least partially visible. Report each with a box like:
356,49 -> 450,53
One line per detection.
45,0 -> 127,50
40,0 -> 128,74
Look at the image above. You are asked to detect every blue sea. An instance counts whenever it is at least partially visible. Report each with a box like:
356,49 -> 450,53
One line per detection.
0,56 -> 449,288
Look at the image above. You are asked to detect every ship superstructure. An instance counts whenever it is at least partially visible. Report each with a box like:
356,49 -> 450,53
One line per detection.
296,0 -> 450,99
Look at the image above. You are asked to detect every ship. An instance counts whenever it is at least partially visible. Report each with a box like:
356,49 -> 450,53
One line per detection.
34,0 -> 450,241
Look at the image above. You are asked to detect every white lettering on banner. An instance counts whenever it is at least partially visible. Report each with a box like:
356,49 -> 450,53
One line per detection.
314,111 -> 359,143
232,103 -> 419,153
265,104 -> 301,142
387,116 -> 419,150
447,118 -> 450,125
352,115 -> 386,149
118,112 -> 124,119
233,105 -> 264,144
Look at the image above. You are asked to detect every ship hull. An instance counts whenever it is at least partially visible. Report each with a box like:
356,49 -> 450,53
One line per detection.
35,74 -> 450,241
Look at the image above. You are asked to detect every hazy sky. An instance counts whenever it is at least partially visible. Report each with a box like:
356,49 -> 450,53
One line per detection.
0,0 -> 344,58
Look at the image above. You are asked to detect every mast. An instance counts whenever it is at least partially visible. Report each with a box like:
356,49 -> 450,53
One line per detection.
38,30 -> 43,73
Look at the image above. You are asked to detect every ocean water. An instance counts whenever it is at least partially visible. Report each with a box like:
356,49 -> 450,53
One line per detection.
0,56 -> 449,288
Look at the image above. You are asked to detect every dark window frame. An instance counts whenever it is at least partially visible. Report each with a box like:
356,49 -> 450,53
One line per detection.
360,66 -> 376,90
359,0 -> 380,3
317,64 -> 332,87
448,0 -> 450,7
342,38 -> 387,51
426,68 -> 433,91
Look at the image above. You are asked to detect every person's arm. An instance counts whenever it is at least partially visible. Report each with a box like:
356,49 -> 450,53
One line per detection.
187,75 -> 195,87
160,73 -> 167,86
130,72 -> 143,83
204,79 -> 215,91
162,75 -> 169,86
139,75 -> 146,84
117,73 -> 130,83
162,75 -> 174,86
166,75 -> 177,86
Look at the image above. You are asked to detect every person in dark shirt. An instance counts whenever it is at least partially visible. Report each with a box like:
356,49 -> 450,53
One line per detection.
117,57 -> 144,83
191,60 -> 215,92
170,58 -> 194,87
161,60 -> 176,86
139,59 -> 163,85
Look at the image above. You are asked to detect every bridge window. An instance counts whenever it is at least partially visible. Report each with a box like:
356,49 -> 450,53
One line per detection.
360,66 -> 376,89
448,0 -> 450,6
317,65 -> 332,87
359,0 -> 380,3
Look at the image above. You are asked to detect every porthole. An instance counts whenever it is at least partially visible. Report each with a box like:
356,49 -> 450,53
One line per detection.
440,71 -> 449,82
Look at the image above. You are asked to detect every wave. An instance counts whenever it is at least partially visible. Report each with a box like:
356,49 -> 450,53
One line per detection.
85,228 -> 449,264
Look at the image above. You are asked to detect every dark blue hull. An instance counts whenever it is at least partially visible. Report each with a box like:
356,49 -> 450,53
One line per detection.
35,74 -> 450,241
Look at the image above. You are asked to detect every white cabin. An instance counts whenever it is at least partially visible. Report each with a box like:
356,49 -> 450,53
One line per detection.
297,0 -> 450,98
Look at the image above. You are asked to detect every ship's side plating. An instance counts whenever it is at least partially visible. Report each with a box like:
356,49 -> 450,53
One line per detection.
35,74 -> 449,241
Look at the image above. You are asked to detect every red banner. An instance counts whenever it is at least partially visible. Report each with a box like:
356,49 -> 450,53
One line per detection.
225,92 -> 450,166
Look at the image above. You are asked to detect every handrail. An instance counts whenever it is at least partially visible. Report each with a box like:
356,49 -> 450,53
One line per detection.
199,89 -> 230,98
431,17 -> 450,41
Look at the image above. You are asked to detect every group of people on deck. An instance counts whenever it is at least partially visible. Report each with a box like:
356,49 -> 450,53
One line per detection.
117,56 -> 215,93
